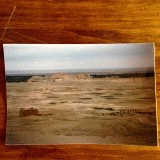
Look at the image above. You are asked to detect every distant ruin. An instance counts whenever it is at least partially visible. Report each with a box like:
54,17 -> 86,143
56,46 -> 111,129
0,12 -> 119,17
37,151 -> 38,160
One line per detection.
19,108 -> 41,117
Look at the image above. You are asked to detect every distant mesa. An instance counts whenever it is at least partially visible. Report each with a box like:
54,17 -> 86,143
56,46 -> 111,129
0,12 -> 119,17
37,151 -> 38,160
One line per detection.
6,75 -> 55,83
6,73 -> 91,83
90,72 -> 154,78
5,71 -> 154,83
6,76 -> 33,82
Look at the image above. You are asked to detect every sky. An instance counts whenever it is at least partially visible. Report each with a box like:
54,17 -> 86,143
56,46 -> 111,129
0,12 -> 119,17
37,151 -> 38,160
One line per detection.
3,44 -> 154,72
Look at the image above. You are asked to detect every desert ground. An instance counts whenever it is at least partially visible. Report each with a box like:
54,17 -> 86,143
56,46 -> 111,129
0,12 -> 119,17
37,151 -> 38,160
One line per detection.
6,74 -> 157,145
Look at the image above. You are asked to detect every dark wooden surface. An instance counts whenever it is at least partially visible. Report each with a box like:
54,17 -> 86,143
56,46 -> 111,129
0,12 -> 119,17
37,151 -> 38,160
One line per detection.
1,0 -> 160,159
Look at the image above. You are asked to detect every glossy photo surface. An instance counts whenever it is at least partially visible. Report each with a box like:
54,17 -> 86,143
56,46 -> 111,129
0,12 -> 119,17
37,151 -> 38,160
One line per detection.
4,44 -> 157,145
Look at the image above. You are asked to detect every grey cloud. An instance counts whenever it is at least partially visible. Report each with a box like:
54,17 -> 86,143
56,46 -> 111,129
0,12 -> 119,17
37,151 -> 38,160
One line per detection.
3,44 -> 154,71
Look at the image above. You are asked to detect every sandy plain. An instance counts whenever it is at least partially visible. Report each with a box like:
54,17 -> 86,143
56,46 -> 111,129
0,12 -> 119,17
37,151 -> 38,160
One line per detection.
6,75 -> 157,146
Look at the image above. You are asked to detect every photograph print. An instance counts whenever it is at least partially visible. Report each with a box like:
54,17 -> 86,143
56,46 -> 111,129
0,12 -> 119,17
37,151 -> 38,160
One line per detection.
4,43 -> 157,146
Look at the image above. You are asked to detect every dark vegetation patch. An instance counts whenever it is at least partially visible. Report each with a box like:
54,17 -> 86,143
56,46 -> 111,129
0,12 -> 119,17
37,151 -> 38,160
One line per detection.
48,102 -> 57,105
46,96 -> 58,98
93,107 -> 113,111
101,96 -> 117,99
80,98 -> 92,100
139,97 -> 155,100
89,92 -> 103,95
57,118 -> 75,121
34,119 -> 42,122
65,133 -> 73,136
95,88 -> 103,91
21,122 -> 32,125
43,113 -> 53,116
43,92 -> 50,94
111,93 -> 123,96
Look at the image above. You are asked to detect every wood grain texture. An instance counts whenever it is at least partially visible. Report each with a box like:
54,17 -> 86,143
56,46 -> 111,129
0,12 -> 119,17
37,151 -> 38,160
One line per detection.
1,0 -> 160,159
